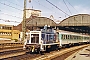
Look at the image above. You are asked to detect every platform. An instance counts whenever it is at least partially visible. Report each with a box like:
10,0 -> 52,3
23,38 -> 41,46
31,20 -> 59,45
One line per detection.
65,46 -> 90,60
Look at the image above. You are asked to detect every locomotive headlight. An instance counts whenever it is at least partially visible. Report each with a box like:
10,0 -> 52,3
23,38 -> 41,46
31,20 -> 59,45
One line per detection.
32,46 -> 35,52
48,45 -> 51,48
41,40 -> 43,44
31,35 -> 33,37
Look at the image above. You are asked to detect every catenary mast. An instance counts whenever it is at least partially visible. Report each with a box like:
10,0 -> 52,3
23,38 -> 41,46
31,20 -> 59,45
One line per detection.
22,0 -> 26,41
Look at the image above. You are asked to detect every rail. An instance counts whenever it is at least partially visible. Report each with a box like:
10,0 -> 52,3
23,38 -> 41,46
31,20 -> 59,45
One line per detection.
33,44 -> 90,60
0,44 -> 89,60
0,42 -> 25,59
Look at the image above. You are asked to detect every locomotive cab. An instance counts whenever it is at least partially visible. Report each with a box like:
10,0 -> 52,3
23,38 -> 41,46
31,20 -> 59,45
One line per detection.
25,31 -> 42,53
25,25 -> 60,53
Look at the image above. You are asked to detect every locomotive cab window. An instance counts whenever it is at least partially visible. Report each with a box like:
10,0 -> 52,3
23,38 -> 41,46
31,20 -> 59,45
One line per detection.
31,34 -> 39,43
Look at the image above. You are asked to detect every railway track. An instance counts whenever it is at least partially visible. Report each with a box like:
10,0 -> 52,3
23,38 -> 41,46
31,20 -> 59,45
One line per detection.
0,49 -> 27,59
33,44 -> 90,60
3,53 -> 41,60
0,42 -> 25,59
1,44 -> 89,60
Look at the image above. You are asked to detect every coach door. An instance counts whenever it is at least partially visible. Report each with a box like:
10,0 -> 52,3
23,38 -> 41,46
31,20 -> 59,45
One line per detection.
56,32 -> 59,42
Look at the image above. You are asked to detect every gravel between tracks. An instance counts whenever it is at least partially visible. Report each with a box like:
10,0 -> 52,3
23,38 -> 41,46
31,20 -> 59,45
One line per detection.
1,44 -> 89,60
33,44 -> 89,60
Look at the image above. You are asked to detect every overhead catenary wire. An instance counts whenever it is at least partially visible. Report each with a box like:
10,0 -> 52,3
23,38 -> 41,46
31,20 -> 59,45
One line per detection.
33,0 -> 60,16
65,0 -> 79,13
46,0 -> 70,16
0,10 -> 22,19
0,0 -> 32,23
63,0 -> 72,15
33,0 -> 52,12
0,7 -> 22,17
0,0 -> 37,19
0,18 -> 20,23
0,2 -> 23,11
5,0 -> 23,8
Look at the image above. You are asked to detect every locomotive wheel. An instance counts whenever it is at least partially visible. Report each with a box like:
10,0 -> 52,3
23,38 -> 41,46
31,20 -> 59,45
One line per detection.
36,48 -> 40,54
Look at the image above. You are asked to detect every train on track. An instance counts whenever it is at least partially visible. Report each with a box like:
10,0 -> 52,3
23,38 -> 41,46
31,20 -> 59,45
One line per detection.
25,25 -> 90,53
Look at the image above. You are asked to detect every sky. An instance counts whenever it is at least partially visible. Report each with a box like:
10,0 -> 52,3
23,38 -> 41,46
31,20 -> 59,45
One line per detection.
0,0 -> 90,25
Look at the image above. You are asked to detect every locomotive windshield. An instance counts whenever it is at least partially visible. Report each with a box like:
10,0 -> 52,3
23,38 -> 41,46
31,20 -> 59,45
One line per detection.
41,26 -> 56,44
31,34 -> 39,43
41,33 -> 56,43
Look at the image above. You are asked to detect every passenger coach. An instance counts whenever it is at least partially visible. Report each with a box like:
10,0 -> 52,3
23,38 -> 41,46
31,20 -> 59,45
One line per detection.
25,26 -> 90,53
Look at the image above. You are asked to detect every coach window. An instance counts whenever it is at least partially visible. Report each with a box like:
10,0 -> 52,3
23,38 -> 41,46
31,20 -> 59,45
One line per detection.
75,36 -> 76,39
65,35 -> 67,39
68,35 -> 69,39
73,36 -> 75,40
66,35 -> 68,39
76,36 -> 78,40
64,35 -> 66,40
78,36 -> 80,39
61,34 -> 63,39
71,35 -> 73,40
63,35 -> 65,39
65,35 -> 67,40
74,36 -> 75,39
67,35 -> 69,39
71,35 -> 73,39
76,36 -> 77,40
79,36 -> 81,39
63,34 -> 65,39
63,34 -> 65,40
65,35 -> 66,39
77,36 -> 78,39
67,35 -> 68,39
75,36 -> 77,40
85,37 -> 87,40
70,35 -> 72,40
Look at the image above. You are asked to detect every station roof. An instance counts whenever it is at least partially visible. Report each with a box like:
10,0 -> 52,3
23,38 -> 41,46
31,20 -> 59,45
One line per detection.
26,14 -> 90,27
57,14 -> 90,34
26,17 -> 56,27
58,14 -> 90,26
15,14 -> 90,34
